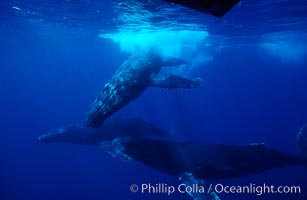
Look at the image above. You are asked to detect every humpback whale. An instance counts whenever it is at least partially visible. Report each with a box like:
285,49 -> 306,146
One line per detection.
86,52 -> 202,127
105,136 -> 307,180
40,119 -> 307,180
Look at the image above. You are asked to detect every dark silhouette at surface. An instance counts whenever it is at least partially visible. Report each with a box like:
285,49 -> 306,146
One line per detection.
164,0 -> 240,17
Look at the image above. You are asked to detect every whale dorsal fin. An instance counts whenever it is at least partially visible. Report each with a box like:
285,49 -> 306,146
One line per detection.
149,74 -> 203,89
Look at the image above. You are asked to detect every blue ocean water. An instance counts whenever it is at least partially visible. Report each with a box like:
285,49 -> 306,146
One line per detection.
0,0 -> 307,199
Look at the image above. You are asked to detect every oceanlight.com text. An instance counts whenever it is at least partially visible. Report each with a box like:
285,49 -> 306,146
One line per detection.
130,183 -> 302,196
214,183 -> 301,196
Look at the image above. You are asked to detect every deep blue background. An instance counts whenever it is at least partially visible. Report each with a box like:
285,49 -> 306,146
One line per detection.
1,1 -> 307,199
1,29 -> 307,200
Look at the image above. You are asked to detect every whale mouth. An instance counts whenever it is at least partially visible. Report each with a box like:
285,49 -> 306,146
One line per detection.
86,112 -> 103,127
38,127 -> 67,143
86,103 -> 107,128
86,90 -> 122,128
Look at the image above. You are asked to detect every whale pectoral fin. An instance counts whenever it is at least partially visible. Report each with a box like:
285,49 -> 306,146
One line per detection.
149,74 -> 203,89
178,172 -> 221,200
99,139 -> 132,162
162,57 -> 187,67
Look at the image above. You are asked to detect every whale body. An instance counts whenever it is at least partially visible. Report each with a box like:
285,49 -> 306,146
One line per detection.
107,136 -> 307,180
85,52 -> 202,127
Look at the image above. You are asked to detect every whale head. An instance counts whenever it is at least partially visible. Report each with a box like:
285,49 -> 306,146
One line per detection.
39,125 -> 100,145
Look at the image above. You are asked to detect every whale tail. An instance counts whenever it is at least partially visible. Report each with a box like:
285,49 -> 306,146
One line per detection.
297,123 -> 307,165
